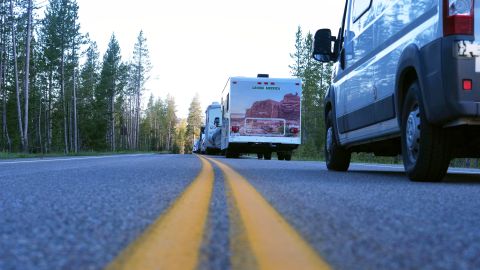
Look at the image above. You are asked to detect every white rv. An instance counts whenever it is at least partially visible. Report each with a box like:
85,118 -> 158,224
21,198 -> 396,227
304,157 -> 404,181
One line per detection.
201,102 -> 222,155
221,75 -> 302,160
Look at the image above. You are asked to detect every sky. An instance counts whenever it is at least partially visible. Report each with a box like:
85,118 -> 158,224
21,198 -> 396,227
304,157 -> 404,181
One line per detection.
76,0 -> 345,118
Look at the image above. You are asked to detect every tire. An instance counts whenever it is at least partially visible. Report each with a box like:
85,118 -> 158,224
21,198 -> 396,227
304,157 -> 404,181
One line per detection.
257,153 -> 264,159
285,152 -> 292,161
325,111 -> 351,171
401,81 -> 451,182
264,152 -> 272,160
277,152 -> 285,160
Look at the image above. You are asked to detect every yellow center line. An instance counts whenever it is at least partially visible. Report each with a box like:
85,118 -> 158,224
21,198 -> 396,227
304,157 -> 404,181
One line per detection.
105,155 -> 214,270
206,157 -> 331,270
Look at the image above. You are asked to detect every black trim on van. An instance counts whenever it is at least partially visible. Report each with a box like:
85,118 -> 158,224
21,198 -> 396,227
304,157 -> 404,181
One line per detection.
334,6 -> 437,83
338,95 -> 395,133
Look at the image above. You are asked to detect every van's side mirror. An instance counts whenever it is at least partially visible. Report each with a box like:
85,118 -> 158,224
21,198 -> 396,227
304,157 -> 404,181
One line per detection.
201,126 -> 205,133
312,29 -> 337,62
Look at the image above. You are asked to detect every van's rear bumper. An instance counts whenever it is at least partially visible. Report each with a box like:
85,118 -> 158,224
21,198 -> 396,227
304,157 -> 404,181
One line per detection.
420,36 -> 480,126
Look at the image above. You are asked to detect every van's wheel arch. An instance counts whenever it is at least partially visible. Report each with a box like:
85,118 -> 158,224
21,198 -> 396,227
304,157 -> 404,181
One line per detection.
400,80 -> 451,181
325,111 -> 351,171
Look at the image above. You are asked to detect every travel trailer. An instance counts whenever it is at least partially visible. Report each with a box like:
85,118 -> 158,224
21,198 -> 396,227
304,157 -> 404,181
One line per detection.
221,75 -> 302,160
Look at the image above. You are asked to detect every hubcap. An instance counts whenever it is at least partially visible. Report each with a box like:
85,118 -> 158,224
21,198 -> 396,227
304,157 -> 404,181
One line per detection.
406,106 -> 421,163
326,127 -> 333,158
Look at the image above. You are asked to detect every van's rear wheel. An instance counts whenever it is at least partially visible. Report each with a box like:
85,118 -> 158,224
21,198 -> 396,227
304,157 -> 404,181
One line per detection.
401,81 -> 451,182
257,153 -> 264,159
325,111 -> 350,171
277,152 -> 285,160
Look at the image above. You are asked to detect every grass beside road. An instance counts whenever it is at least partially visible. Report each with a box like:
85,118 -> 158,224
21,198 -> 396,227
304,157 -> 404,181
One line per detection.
0,151 -> 167,160
294,151 -> 402,165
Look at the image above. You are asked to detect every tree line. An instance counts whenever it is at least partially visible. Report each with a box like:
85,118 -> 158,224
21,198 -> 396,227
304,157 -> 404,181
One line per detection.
0,0 -> 188,154
0,2 -> 339,157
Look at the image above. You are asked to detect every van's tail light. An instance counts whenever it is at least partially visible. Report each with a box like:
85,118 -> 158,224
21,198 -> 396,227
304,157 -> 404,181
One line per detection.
290,127 -> 299,134
231,126 -> 240,133
444,0 -> 474,36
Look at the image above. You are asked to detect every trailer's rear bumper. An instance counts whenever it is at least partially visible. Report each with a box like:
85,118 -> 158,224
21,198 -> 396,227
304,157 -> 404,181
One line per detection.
228,136 -> 301,145
227,142 -> 299,154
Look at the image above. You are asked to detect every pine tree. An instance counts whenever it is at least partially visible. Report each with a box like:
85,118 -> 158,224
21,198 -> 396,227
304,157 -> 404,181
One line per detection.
165,95 -> 177,152
130,30 -> 151,150
289,26 -> 305,78
98,34 -> 122,151
10,0 -> 25,151
185,93 -> 202,153
78,40 -> 99,150
175,119 -> 187,154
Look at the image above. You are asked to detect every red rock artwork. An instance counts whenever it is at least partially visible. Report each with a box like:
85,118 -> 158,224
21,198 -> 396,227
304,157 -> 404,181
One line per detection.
233,93 -> 301,137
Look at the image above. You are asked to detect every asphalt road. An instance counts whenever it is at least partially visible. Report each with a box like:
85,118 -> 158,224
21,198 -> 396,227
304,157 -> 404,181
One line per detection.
1,154 -> 480,270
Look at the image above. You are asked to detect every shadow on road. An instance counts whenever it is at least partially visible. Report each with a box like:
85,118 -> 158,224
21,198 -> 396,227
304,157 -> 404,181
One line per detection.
443,173 -> 480,184
348,169 -> 480,184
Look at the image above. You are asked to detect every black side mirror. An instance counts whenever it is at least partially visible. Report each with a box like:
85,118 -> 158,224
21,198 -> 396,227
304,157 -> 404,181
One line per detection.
312,29 -> 337,62
201,126 -> 205,133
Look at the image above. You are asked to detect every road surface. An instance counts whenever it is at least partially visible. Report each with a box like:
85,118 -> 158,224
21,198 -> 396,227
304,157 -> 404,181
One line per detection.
1,154 -> 480,269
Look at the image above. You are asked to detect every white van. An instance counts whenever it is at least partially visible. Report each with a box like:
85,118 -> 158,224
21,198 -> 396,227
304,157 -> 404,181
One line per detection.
313,0 -> 480,181
221,75 -> 302,160
201,102 -> 222,155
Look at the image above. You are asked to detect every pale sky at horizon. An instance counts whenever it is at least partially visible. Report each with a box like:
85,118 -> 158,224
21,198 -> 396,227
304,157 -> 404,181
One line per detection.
76,0 -> 345,118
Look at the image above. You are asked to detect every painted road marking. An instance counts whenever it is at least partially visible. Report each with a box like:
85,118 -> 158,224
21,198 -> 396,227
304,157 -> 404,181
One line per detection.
105,155 -> 214,270
0,154 -> 154,165
207,157 -> 330,270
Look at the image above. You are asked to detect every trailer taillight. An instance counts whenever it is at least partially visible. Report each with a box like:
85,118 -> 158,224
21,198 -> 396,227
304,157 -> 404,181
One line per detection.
444,0 -> 474,36
231,126 -> 240,133
290,127 -> 299,134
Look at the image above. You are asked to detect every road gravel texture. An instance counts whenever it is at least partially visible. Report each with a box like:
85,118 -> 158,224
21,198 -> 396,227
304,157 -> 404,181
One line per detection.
220,158 -> 480,270
2,154 -> 480,270
0,154 -> 200,270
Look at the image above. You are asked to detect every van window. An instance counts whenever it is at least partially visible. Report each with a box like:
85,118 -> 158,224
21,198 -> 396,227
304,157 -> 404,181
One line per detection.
352,0 -> 372,22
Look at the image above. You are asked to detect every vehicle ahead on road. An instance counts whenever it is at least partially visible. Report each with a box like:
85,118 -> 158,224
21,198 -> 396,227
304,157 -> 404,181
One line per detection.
193,127 -> 205,154
313,0 -> 480,181
221,74 -> 302,160
201,102 -> 222,155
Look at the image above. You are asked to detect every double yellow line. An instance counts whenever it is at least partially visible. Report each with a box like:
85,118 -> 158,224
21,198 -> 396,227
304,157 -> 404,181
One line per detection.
106,156 -> 330,270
